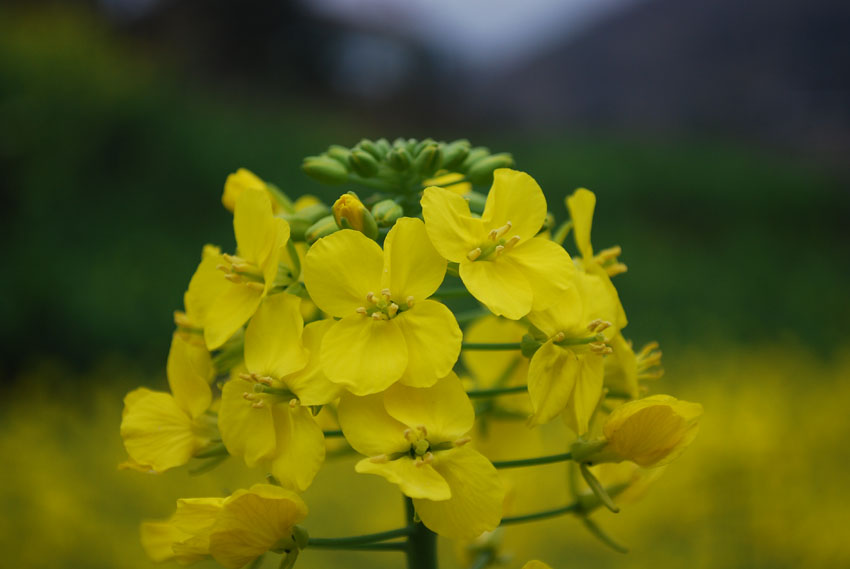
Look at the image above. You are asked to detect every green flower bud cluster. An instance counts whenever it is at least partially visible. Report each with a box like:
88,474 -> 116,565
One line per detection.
301,138 -> 515,195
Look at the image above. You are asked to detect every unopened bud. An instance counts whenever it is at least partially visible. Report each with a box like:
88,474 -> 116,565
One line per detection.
284,202 -> 331,241
302,156 -> 348,185
356,139 -> 384,160
305,215 -> 340,244
348,150 -> 380,178
333,192 -> 378,239
440,139 -> 471,170
414,144 -> 442,177
459,146 -> 490,171
387,147 -> 412,171
371,199 -> 404,227
465,191 -> 487,214
374,138 -> 392,156
467,153 -> 515,185
326,144 -> 352,166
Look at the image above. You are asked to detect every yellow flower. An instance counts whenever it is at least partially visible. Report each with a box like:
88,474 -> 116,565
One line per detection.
120,334 -> 216,472
218,293 -> 341,490
587,395 -> 703,468
332,192 -> 378,238
337,374 -> 504,539
566,188 -> 627,328
204,187 -> 291,350
222,168 -> 283,213
141,484 -> 307,569
302,217 -> 461,395
422,168 -> 574,319
526,274 -> 620,433
173,244 -> 230,345
424,171 -> 471,194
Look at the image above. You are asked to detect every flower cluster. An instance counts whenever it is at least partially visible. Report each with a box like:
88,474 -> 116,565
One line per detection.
120,138 -> 702,569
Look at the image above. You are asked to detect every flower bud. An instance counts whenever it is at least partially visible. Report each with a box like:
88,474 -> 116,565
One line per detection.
302,156 -> 348,185
440,139 -> 471,170
592,395 -> 702,468
356,139 -> 384,160
371,199 -> 403,227
305,215 -> 340,244
414,143 -> 442,177
284,202 -> 331,241
374,138 -> 392,156
467,154 -> 515,185
326,144 -> 352,166
387,147 -> 412,171
332,192 -> 378,239
348,149 -> 380,178
465,190 -> 487,214
459,146 -> 491,171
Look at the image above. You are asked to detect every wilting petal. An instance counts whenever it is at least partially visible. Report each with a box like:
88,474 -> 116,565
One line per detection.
413,446 -> 503,539
382,217 -> 447,301
384,373 -> 474,443
320,315 -> 407,395
356,456 -> 451,501
459,257 -> 532,320
395,300 -> 461,388
303,229 -> 383,317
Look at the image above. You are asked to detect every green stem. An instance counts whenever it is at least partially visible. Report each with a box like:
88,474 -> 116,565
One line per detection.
308,541 -> 407,552
404,498 -> 437,569
468,550 -> 495,569
461,342 -> 522,351
454,309 -> 489,325
466,384 -> 527,398
286,240 -> 301,279
322,430 -> 344,438
307,527 -> 412,547
500,502 -> 581,525
347,174 -> 397,192
492,451 -> 573,469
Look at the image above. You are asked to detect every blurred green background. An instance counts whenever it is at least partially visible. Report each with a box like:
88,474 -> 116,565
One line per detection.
2,2 -> 849,569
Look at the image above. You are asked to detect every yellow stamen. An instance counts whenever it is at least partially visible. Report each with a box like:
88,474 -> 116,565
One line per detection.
454,436 -> 472,447
387,303 -> 399,317
416,452 -> 434,466
370,454 -> 388,464
494,245 -> 505,255
356,306 -> 367,315
251,400 -> 265,408
488,221 -> 512,240
224,274 -> 242,284
289,398 -> 300,408
553,332 -> 566,343
467,247 -> 482,261
244,282 -> 265,292
371,312 -> 384,320
366,292 -> 376,303
505,235 -> 521,248
406,295 -> 415,308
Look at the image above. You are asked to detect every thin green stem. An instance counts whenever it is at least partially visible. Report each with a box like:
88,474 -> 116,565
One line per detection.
500,501 -> 581,525
308,541 -> 407,552
404,497 -> 437,569
306,527 -> 412,547
461,342 -> 522,351
492,451 -> 573,469
322,429 -> 344,438
431,287 -> 472,300
454,309 -> 489,325
468,550 -> 495,569
466,384 -> 527,398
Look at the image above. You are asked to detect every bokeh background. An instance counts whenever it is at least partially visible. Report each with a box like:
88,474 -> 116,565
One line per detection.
2,1 -> 849,568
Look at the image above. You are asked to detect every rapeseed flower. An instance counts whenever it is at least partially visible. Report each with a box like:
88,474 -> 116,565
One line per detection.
337,374 -> 504,539
218,293 -> 340,490
422,168 -> 574,319
302,217 -> 461,395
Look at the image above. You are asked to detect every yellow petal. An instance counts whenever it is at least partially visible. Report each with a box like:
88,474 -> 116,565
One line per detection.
140,521 -> 187,563
222,168 -> 268,212
382,217 -> 446,300
172,497 -> 225,534
481,169 -> 547,247
603,395 -> 702,467
421,186 -> 486,262
459,257 -> 532,320
526,284 -> 584,338
166,333 -> 213,418
204,284 -> 263,350
210,484 -> 307,569
283,319 -> 343,406
527,341 -> 578,426
244,293 -> 308,378
413,446 -> 503,539
120,388 -> 204,472
561,354 -> 604,435
503,237 -> 574,312
383,373 -> 474,443
233,187 -> 277,265
261,218 -> 290,293
320,315 -> 407,395
219,378 -> 277,467
395,300 -> 462,388
337,392 -> 409,457
566,187 -> 596,259
604,334 -> 639,399
183,244 -> 228,328
303,229 -> 383,318
356,456 -> 451,500
268,405 -> 326,491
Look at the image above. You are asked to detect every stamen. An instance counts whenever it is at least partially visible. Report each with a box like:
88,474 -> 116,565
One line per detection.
416,452 -> 434,466
406,295 -> 415,308
251,400 -> 265,408
289,398 -> 300,408
222,253 -> 244,265
505,235 -> 521,248
387,303 -> 399,317
370,454 -> 389,464
589,342 -> 613,355
356,306 -> 367,315
403,428 -> 413,441
371,312 -> 384,320
488,221 -> 512,240
494,245 -> 505,255
239,372 -> 255,381
467,247 -> 482,261
553,332 -> 566,343
224,274 -> 242,284
245,282 -> 265,291
216,264 -> 230,273
257,376 -> 274,386
381,288 -> 392,300
417,425 -> 428,437
242,392 -> 256,400
366,292 -> 376,303
454,436 -> 472,447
